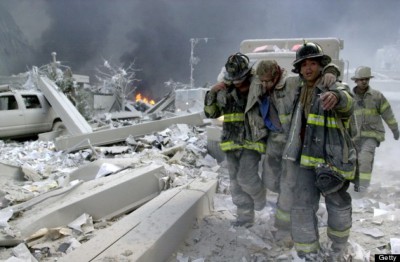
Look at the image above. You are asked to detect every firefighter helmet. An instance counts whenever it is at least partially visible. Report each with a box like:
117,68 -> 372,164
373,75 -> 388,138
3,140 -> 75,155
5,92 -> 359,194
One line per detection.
292,42 -> 332,73
351,66 -> 374,80
223,52 -> 252,81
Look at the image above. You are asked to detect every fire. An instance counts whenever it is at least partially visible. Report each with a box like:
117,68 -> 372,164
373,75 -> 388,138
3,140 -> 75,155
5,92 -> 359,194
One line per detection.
135,93 -> 155,105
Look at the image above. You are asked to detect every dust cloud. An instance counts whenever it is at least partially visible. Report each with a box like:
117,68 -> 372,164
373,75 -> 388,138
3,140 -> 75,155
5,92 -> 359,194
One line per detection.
2,0 -> 400,99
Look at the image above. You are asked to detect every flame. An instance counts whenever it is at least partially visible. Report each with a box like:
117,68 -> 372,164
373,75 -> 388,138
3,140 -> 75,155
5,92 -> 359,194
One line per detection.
135,93 -> 155,105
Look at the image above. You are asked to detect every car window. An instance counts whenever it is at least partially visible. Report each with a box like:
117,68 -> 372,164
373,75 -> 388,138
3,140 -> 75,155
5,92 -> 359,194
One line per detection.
23,95 -> 42,109
0,95 -> 18,110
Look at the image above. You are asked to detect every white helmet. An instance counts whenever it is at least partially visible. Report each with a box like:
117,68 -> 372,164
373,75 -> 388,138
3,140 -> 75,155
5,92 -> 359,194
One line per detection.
351,66 -> 374,80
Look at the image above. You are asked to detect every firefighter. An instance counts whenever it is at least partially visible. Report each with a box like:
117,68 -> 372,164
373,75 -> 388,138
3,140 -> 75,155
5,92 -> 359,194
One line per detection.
282,42 -> 356,260
350,66 -> 399,190
204,53 -> 267,228
254,59 -> 340,247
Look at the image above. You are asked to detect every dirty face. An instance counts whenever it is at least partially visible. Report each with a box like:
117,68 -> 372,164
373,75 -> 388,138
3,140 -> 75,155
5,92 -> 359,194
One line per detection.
259,72 -> 276,94
233,78 -> 250,94
355,78 -> 370,91
300,59 -> 322,85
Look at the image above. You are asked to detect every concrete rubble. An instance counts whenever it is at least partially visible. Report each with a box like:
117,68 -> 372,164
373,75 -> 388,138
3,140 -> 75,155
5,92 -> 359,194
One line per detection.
0,119 -> 219,261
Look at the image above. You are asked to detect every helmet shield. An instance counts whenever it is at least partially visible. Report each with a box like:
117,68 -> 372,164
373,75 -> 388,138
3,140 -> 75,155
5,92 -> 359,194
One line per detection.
223,53 -> 252,81
292,42 -> 332,73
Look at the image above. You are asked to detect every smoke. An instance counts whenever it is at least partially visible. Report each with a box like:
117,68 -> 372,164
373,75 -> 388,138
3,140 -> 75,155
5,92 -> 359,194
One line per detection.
3,0 -> 400,98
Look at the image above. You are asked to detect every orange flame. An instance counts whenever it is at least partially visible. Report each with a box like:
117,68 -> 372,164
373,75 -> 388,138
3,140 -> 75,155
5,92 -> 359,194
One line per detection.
135,93 -> 155,105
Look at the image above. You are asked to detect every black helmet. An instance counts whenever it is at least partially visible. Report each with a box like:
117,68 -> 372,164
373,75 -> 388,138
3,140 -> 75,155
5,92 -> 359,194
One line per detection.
223,52 -> 252,81
292,42 -> 331,73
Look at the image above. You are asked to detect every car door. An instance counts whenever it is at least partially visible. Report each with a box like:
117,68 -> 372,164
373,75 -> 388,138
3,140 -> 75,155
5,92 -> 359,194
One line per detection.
0,94 -> 26,137
22,94 -> 53,133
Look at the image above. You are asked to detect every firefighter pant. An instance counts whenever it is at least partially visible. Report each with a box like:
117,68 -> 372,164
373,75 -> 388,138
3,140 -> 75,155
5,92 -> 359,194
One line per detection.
355,138 -> 378,188
274,160 -> 297,231
290,163 -> 352,257
262,132 -> 286,193
226,149 -> 264,223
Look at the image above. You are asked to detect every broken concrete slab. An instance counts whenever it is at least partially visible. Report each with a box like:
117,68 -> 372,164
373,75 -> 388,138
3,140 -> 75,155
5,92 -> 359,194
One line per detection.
1,180 -> 83,215
0,164 -> 164,246
68,158 -> 139,182
0,161 -> 24,182
108,110 -> 142,120
38,130 -> 64,141
59,178 -> 217,262
36,74 -> 93,135
54,112 -> 205,151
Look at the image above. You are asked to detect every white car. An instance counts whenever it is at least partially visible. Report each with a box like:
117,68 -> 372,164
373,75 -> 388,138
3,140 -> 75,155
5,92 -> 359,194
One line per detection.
0,86 -> 63,139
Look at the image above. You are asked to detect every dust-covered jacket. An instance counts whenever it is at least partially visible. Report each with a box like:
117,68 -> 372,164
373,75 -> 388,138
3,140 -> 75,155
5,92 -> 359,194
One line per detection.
282,80 -> 356,180
204,78 -> 266,153
246,69 -> 300,150
350,86 -> 399,142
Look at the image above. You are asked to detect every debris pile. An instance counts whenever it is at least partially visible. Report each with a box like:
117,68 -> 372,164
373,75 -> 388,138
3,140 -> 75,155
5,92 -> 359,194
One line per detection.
0,122 -> 219,261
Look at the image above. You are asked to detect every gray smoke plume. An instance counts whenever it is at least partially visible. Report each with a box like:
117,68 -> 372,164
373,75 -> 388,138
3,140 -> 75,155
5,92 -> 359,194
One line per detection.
2,0 -> 400,98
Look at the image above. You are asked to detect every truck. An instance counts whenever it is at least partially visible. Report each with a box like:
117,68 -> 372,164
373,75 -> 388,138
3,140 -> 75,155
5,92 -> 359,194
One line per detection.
0,85 -> 63,139
206,37 -> 346,161
241,37 -> 345,80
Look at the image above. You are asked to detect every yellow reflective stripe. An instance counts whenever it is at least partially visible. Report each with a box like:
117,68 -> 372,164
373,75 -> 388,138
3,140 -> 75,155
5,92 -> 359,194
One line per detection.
327,227 -> 350,238
243,140 -> 266,153
276,208 -> 290,223
204,104 -> 217,115
337,91 -> 353,112
330,165 -> 355,180
279,114 -> 290,124
359,172 -> 371,181
301,155 -> 325,167
301,155 -> 355,180
343,119 -> 350,129
220,140 -> 266,153
387,118 -> 398,125
354,108 -> 378,116
360,130 -> 384,141
381,101 -> 390,112
219,141 -> 242,151
294,241 -> 320,253
223,113 -> 244,122
307,114 -> 338,128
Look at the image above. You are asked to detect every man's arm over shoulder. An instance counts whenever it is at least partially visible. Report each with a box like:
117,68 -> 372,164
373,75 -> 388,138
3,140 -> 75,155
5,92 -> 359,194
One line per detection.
204,82 -> 226,118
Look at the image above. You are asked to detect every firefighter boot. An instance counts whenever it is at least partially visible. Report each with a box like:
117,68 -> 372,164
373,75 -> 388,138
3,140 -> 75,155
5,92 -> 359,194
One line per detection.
231,208 -> 254,228
325,242 -> 348,262
274,229 -> 293,248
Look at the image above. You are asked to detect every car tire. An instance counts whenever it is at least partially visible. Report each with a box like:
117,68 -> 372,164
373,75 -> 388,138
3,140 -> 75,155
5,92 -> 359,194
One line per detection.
52,121 -> 66,133
52,121 -> 69,137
